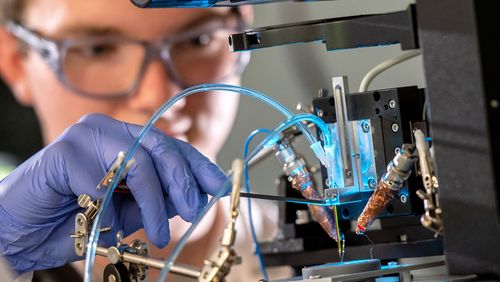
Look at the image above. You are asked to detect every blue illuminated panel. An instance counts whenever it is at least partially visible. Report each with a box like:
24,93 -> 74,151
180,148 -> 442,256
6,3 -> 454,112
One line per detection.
329,119 -> 377,201
133,0 -> 220,8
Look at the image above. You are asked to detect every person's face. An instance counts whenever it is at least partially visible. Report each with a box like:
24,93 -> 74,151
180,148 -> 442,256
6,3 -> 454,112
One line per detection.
0,0 -> 250,160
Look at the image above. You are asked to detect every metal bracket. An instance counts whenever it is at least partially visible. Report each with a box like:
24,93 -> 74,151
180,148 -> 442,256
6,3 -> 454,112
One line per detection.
97,151 -> 135,190
229,5 -> 418,52
70,194 -> 105,256
199,159 -> 243,281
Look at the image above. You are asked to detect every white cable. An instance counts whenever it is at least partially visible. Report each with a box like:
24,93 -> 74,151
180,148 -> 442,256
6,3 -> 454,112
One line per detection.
359,50 -> 421,92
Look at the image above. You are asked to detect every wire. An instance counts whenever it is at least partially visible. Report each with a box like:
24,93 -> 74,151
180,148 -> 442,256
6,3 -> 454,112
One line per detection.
243,128 -> 271,281
358,50 -> 421,92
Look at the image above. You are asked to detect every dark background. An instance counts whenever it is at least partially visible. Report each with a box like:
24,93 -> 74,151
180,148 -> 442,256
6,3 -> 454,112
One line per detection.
0,78 -> 42,164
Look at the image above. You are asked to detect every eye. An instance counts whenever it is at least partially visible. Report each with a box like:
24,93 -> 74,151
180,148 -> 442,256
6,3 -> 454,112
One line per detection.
69,43 -> 120,59
84,43 -> 118,57
189,33 -> 214,48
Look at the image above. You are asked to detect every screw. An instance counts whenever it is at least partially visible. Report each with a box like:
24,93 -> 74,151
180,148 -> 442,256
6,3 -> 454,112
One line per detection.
77,194 -> 92,208
116,231 -> 124,246
391,123 -> 399,132
361,121 -> 371,133
368,177 -> 377,189
99,227 -> 112,233
388,99 -> 396,109
317,109 -> 324,117
400,194 -> 408,204
491,99 -> 499,109
400,234 -> 408,243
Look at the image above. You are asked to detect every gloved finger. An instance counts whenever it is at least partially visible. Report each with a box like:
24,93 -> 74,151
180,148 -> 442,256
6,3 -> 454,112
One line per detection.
125,147 -> 170,247
151,140 -> 205,222
172,138 -> 228,196
113,193 -> 143,237
56,116 -> 132,200
125,125 -> 205,222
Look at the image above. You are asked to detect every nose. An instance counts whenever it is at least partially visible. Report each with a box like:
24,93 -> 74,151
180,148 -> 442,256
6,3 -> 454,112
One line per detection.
125,59 -> 186,114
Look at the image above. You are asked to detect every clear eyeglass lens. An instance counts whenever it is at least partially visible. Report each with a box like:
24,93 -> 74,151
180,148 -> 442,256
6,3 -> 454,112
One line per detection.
62,28 -> 240,97
170,28 -> 241,86
63,41 -> 146,96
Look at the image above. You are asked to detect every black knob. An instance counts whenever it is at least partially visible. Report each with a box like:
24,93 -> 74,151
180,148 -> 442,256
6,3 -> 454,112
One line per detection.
103,262 -> 130,282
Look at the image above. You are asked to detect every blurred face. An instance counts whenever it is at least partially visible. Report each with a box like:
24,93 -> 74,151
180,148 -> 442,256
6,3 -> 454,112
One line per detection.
4,0 -> 248,160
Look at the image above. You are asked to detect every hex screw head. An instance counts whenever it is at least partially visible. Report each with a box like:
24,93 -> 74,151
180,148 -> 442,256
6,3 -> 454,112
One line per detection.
389,99 -> 396,109
391,123 -> 399,132
400,194 -> 408,204
491,99 -> 499,109
317,109 -> 324,118
361,121 -> 371,133
368,177 -> 377,189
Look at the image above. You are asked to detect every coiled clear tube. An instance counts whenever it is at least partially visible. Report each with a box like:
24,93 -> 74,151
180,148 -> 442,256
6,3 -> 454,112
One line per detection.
84,84 -> 321,281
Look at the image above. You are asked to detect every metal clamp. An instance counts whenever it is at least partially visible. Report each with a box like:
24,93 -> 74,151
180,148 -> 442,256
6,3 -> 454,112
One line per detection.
70,194 -> 106,256
414,129 -> 443,236
199,159 -> 243,282
97,151 -> 136,190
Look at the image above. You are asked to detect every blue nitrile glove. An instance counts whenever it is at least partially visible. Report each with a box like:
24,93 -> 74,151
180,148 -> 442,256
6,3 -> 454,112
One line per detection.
0,113 -> 227,274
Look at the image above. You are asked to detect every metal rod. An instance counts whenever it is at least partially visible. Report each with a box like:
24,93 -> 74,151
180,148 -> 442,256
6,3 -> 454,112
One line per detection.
333,76 -> 354,187
246,122 -> 316,169
95,246 -> 201,279
240,192 -> 324,205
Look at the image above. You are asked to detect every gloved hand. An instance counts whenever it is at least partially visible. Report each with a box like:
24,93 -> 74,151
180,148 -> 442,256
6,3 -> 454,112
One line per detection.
0,114 -> 227,274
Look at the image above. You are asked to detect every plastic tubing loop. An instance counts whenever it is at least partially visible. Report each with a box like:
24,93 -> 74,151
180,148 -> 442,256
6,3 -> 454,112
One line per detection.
243,128 -> 271,281
84,84 -> 320,281
158,113 -> 337,282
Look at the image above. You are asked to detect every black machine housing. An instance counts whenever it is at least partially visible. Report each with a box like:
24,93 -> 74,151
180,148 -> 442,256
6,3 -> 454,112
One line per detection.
228,0 -> 500,278
260,86 -> 443,269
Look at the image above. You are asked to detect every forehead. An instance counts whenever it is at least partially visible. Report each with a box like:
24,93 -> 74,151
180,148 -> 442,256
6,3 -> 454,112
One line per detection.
23,0 -> 231,39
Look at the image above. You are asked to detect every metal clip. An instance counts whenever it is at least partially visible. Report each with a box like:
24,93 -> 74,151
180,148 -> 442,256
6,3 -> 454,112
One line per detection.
97,151 -> 136,190
70,194 -> 106,256
200,159 -> 243,281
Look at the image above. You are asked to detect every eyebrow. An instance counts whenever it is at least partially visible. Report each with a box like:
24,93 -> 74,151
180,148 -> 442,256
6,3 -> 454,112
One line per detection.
52,10 -> 235,39
174,9 -> 236,34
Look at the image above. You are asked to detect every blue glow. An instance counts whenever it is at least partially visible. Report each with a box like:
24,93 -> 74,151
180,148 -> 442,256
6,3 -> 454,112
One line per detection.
315,259 -> 379,268
147,0 -> 219,8
381,264 -> 409,270
328,120 -> 377,198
